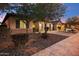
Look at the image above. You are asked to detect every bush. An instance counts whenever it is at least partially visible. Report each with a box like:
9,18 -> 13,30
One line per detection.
0,25 -> 10,33
0,25 -> 14,48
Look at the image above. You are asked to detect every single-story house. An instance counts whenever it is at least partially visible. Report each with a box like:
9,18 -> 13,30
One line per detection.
0,13 -> 54,34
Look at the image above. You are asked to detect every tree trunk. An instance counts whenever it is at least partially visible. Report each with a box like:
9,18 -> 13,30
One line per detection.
44,23 -> 47,34
25,20 -> 30,42
21,20 -> 30,46
41,22 -> 48,39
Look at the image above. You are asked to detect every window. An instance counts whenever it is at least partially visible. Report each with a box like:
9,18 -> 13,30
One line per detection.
16,20 -> 20,28
20,20 -> 26,29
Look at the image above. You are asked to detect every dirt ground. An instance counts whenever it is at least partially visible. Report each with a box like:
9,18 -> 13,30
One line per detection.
0,33 -> 68,56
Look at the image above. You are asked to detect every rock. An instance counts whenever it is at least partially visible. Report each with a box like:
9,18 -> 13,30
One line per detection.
25,39 -> 37,47
21,47 -> 39,55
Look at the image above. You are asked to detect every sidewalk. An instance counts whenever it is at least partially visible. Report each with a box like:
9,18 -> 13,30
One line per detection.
33,32 -> 79,56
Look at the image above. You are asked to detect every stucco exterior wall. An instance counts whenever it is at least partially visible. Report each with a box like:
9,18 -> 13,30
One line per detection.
5,17 -> 54,33
6,17 -> 16,30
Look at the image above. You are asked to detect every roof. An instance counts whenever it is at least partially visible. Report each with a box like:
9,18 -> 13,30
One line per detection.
0,13 -> 17,25
0,12 -> 7,25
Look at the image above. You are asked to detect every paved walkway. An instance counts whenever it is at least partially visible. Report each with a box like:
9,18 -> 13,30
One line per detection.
11,29 -> 74,37
33,32 -> 79,56
47,31 -> 74,36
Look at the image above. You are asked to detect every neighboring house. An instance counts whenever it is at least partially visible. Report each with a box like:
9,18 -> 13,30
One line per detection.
56,21 -> 66,32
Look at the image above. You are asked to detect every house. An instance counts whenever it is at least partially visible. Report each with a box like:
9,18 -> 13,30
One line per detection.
0,13 -> 54,34
1,13 -> 69,33
56,21 -> 66,32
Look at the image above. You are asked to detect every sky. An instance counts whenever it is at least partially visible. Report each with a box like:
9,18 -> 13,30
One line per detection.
60,3 -> 79,23
0,3 -> 79,23
0,12 -> 7,24
64,3 -> 79,19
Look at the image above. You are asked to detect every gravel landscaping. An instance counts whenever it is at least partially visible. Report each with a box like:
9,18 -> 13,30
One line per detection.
0,33 -> 68,56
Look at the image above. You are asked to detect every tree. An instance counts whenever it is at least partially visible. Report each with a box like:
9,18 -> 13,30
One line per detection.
30,3 -> 66,36
67,16 -> 79,31
12,3 -> 66,39
67,16 -> 79,26
0,3 -> 66,44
